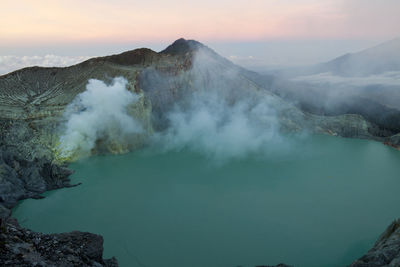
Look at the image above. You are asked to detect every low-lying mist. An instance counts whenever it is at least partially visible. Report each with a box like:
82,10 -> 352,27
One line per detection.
270,75 -> 400,135
268,38 -> 400,135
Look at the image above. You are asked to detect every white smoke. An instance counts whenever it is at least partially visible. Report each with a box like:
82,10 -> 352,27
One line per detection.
155,92 -> 284,160
59,77 -> 143,158
151,49 -> 288,160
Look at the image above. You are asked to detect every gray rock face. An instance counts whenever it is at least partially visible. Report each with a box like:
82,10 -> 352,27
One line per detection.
0,146 -> 72,210
0,218 -> 117,267
389,134 -> 400,147
0,204 -> 10,219
349,219 -> 400,267
0,146 -> 116,266
0,146 -> 117,266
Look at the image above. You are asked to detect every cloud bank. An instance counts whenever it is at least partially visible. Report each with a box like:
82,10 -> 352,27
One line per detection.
0,55 -> 89,75
293,71 -> 400,87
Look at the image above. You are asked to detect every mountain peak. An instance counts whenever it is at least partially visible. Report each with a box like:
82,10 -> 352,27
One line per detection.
161,38 -> 205,55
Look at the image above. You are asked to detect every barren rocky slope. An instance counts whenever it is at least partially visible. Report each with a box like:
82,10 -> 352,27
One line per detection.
0,38 -> 399,266
0,38 -> 386,161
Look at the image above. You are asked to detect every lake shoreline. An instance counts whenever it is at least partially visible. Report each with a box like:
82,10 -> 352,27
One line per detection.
9,137 -> 400,267
0,145 -> 118,266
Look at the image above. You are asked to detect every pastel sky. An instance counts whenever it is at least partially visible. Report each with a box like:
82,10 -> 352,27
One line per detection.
0,0 -> 399,72
2,0 -> 399,45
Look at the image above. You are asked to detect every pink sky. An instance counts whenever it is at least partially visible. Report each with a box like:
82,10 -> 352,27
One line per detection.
1,0 -> 400,46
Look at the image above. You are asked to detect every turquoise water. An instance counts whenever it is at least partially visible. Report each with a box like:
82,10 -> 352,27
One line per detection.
13,135 -> 400,267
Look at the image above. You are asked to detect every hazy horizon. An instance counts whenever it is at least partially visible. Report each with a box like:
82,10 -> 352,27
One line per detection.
0,38 -> 395,75
2,0 -> 400,74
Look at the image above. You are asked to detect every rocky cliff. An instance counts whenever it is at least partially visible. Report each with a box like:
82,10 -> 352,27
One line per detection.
349,219 -> 400,266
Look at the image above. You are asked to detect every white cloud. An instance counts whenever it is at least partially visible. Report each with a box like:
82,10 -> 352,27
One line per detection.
0,55 -> 89,75
293,71 -> 400,87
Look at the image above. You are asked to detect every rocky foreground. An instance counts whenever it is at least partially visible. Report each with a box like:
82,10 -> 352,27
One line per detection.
350,219 -> 400,267
0,38 -> 399,266
0,218 -> 118,267
0,146 -> 117,266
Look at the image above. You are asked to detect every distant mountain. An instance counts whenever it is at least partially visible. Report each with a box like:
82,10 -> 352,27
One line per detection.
317,37 -> 400,76
276,38 -> 400,78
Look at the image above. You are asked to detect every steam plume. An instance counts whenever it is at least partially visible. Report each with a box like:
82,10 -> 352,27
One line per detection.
59,77 -> 142,158
152,49 -> 287,160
